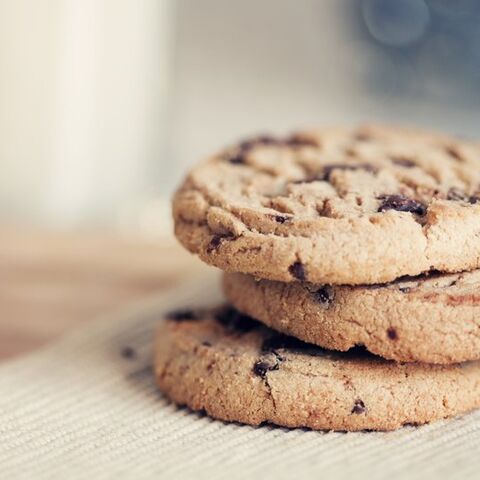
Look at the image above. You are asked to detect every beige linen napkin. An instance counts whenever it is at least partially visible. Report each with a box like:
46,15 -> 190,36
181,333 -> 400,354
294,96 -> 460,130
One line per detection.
0,271 -> 479,480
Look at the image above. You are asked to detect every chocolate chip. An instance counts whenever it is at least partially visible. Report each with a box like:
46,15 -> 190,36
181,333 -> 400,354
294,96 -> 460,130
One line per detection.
207,235 -> 223,253
166,309 -> 198,322
321,164 -> 376,181
289,262 -> 306,281
228,154 -> 245,164
314,286 -> 335,307
269,214 -> 292,224
351,399 -> 366,414
120,346 -> 137,360
239,135 -> 279,150
225,135 -> 279,164
398,286 -> 411,293
446,278 -> 458,288
253,353 -> 280,378
444,145 -> 464,162
354,132 -> 372,142
215,306 -> 259,333
226,133 -> 320,163
292,167 -> 377,184
206,234 -> 234,253
447,191 -> 480,204
391,156 -> 416,168
378,194 -> 427,216
447,187 -> 469,202
285,135 -> 319,148
387,327 -> 398,340
241,134 -> 317,150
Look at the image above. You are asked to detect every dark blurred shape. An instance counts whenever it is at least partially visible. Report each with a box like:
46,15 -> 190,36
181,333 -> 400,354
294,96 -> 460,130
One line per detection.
354,0 -> 480,105
428,0 -> 480,19
362,0 -> 430,47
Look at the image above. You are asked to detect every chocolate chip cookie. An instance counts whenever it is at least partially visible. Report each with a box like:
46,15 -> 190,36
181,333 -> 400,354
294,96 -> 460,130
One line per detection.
173,124 -> 480,285
154,305 -> 480,431
223,271 -> 480,364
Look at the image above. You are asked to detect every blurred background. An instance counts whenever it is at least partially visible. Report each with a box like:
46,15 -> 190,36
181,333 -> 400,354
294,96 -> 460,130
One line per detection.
2,0 -> 480,233
2,0 -> 480,359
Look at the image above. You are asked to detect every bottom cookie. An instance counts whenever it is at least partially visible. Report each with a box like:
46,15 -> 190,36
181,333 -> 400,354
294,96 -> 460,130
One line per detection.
155,306 -> 480,431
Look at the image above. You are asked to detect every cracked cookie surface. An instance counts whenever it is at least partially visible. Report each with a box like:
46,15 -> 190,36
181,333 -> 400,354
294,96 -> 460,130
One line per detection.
154,305 -> 480,431
224,270 -> 480,364
173,124 -> 480,285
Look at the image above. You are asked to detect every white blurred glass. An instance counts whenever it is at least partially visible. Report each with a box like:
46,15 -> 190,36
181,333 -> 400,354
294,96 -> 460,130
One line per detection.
0,0 -> 173,229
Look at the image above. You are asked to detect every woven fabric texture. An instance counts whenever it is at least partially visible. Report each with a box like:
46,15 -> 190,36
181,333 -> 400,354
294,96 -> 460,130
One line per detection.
0,272 -> 479,480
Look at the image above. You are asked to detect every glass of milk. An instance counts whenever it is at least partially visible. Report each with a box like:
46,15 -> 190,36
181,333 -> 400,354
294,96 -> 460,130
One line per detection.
0,0 -> 174,230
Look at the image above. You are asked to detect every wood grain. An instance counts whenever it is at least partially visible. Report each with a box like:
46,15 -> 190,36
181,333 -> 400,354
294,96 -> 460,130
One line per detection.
0,227 -> 205,361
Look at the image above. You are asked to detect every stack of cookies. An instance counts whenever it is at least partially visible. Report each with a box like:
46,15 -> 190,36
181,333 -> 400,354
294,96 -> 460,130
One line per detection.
155,124 -> 480,431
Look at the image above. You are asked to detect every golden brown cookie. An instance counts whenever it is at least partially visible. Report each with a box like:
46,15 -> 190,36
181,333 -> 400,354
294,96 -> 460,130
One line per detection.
173,124 -> 480,285
154,306 -> 480,431
223,271 -> 480,364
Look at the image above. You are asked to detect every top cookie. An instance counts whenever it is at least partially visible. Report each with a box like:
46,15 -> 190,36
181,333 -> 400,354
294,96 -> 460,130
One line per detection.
173,124 -> 480,285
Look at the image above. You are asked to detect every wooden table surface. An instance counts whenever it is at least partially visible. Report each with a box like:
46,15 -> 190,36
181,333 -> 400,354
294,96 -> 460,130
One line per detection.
0,227 -> 205,362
